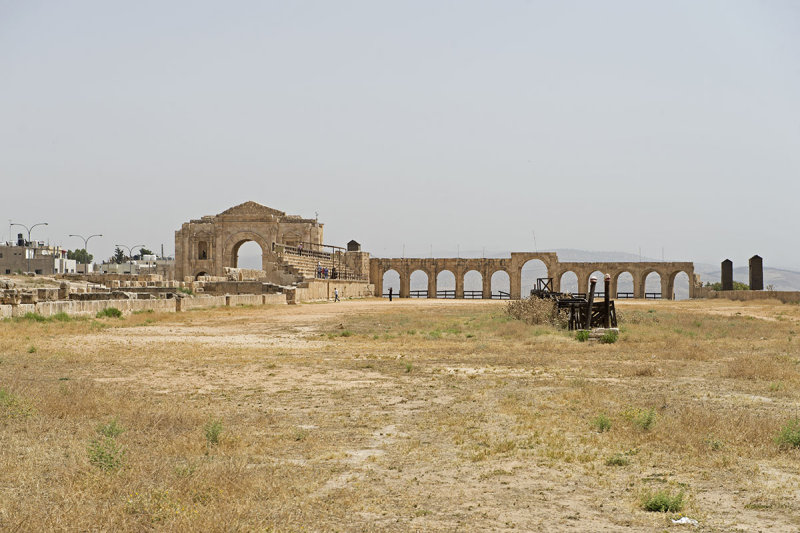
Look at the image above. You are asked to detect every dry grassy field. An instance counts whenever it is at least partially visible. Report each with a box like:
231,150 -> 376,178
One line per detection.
2,297 -> 800,531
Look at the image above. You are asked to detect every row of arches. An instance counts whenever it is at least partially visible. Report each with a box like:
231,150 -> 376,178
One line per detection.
383,269 -> 516,299
377,258 -> 694,300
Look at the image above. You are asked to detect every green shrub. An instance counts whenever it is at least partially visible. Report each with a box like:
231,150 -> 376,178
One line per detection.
605,454 -> 629,466
97,417 -> 125,438
633,408 -> 657,431
88,436 -> 126,471
575,330 -> 590,342
204,418 -> 223,446
21,312 -> 47,322
178,287 -> 194,295
96,307 -> 123,319
592,414 -> 611,432
0,388 -> 33,419
27,346 -> 36,354
52,312 -> 72,322
776,419 -> 800,448
641,489 -> 684,512
404,362 -> 413,373
599,330 -> 618,344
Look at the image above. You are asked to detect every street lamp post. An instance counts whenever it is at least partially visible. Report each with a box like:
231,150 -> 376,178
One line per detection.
11,221 -> 48,273
114,244 -> 146,275
69,233 -> 103,274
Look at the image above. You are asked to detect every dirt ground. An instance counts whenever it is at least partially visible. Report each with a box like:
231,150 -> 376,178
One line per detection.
1,297 -> 800,531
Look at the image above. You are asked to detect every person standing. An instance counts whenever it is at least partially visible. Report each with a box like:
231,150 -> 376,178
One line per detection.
388,287 -> 393,301
334,288 -> 339,302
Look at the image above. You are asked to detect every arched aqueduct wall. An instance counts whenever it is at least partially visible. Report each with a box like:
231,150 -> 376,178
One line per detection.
370,253 -> 695,300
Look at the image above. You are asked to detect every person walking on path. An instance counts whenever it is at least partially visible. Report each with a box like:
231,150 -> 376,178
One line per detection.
388,287 -> 393,301
334,288 -> 340,302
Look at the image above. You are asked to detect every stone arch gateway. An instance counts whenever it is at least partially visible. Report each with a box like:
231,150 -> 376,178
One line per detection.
174,201 -> 323,281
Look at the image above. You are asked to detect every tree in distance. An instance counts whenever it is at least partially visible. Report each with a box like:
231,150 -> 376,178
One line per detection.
67,249 -> 93,263
112,247 -> 126,264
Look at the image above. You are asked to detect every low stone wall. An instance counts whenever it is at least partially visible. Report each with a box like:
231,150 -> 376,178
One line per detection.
263,294 -> 286,305
1,281 -> 369,319
292,279 -> 374,303
696,288 -> 800,304
227,294 -> 262,307
34,299 -> 177,317
176,295 -> 228,312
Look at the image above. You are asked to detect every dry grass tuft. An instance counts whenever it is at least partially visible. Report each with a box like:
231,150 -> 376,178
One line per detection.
505,297 -> 567,327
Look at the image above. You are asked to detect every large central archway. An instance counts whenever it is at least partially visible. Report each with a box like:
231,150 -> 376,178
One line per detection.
234,241 -> 264,269
224,231 -> 273,271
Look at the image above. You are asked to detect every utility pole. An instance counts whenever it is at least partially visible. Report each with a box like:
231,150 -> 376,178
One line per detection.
115,244 -> 146,275
11,221 -> 48,273
69,233 -> 102,274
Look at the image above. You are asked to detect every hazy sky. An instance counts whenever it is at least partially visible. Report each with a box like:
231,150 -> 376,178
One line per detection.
1,1 -> 798,269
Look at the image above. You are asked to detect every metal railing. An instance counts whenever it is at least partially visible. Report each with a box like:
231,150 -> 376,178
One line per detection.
492,291 -> 510,300
645,292 -> 662,299
436,289 -> 455,299
463,290 -> 483,299
274,242 -> 332,260
273,241 -> 368,281
409,289 -> 428,298
617,292 -> 634,299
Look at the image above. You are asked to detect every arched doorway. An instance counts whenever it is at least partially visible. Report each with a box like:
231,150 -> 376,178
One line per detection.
437,270 -> 456,298
234,241 -> 264,270
615,271 -> 634,299
520,259 -> 549,296
410,270 -> 429,298
670,271 -> 691,301
464,270 -> 482,299
491,270 -> 510,299
560,271 -> 579,294
644,271 -> 662,299
195,271 -> 208,280
382,269 -> 400,298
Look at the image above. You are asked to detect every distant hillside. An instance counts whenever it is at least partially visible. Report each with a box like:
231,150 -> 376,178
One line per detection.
699,266 -> 800,292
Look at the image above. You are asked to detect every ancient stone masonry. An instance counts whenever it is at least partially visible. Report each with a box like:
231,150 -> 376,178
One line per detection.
749,255 -> 763,290
721,259 -> 733,291
174,201 -> 323,281
370,253 -> 696,300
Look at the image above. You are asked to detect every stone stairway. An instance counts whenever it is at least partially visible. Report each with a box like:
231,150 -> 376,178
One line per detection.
279,252 -> 337,280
